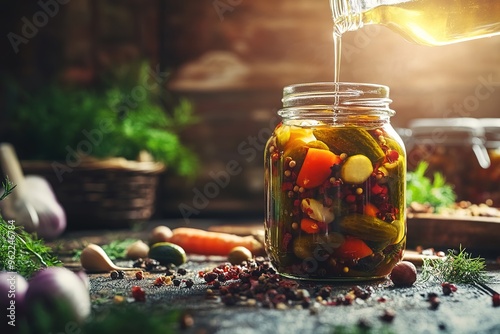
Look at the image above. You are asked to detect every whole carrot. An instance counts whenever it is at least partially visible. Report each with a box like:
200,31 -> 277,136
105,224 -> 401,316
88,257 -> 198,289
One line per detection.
167,227 -> 263,256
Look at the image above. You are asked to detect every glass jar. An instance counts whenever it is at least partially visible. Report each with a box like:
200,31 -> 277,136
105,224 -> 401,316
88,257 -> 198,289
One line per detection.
469,118 -> 500,205
264,82 -> 406,281
407,118 -> 490,202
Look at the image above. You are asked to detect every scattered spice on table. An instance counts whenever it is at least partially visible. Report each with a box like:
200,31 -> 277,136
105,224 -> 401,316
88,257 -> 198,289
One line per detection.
197,257 -> 376,309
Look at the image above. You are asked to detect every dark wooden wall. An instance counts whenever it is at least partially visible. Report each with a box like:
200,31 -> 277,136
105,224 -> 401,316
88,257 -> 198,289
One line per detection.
2,1 -> 500,220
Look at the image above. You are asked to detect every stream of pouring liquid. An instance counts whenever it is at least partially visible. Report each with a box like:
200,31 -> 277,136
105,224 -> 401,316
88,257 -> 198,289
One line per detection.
333,32 -> 341,84
333,31 -> 341,110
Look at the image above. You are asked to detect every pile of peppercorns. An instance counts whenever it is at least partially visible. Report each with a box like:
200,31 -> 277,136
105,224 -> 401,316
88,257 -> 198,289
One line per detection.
199,256 -> 375,310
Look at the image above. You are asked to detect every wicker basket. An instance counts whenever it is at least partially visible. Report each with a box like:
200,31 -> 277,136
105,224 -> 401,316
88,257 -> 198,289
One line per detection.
21,157 -> 166,229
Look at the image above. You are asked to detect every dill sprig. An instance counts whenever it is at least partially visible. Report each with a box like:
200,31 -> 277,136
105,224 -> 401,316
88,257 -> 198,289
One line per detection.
420,246 -> 489,285
0,179 -> 62,278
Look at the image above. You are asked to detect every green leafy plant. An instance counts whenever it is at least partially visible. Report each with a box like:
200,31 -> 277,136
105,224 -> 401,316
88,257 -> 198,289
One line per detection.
406,161 -> 456,209
72,238 -> 138,261
0,179 -> 62,278
420,246 -> 489,285
6,63 -> 198,177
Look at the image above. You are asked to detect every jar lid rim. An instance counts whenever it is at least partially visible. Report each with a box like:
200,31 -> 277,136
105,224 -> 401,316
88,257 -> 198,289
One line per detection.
281,82 -> 392,111
283,82 -> 390,95
409,118 -> 485,136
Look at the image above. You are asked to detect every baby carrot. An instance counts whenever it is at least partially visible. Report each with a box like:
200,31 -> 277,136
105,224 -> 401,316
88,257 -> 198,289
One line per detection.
166,227 -> 263,256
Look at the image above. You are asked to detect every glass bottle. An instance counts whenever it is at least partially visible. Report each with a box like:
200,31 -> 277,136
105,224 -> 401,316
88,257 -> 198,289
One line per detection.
264,82 -> 406,281
330,0 -> 500,46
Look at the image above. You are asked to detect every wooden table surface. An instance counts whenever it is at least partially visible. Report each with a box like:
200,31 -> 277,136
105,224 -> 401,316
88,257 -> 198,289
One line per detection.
56,219 -> 500,334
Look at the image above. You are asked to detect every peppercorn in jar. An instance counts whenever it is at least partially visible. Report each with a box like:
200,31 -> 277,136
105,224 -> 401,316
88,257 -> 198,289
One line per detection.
264,82 -> 406,281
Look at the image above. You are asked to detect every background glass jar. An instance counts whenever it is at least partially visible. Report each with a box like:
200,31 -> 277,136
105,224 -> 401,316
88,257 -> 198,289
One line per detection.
407,118 -> 490,203
264,82 -> 406,281
469,118 -> 500,205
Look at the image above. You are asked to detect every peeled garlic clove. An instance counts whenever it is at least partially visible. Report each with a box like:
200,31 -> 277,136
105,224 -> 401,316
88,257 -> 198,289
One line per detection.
301,198 -> 334,223
150,225 -> 173,244
80,243 -> 135,273
126,240 -> 150,260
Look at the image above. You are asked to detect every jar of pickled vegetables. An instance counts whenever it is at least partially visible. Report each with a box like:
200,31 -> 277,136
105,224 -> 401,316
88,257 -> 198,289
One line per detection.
264,82 -> 406,281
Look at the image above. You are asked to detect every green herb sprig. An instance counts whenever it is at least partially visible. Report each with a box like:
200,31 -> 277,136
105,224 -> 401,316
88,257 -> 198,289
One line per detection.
0,179 -> 62,278
420,246 -> 489,285
406,161 -> 456,210
72,238 -> 138,261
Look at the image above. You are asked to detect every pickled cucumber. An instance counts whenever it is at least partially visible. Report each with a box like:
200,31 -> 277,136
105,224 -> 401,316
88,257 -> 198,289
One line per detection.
293,233 -> 345,259
340,154 -> 373,184
338,214 -> 399,243
313,127 -> 385,163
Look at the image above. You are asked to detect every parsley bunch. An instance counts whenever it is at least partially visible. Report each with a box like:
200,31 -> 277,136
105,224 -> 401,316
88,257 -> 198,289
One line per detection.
0,179 -> 61,278
406,161 -> 456,210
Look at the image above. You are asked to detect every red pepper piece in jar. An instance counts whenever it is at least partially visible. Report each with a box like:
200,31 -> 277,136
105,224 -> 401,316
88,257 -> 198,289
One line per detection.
296,148 -> 341,189
300,218 -> 326,234
334,236 -> 373,260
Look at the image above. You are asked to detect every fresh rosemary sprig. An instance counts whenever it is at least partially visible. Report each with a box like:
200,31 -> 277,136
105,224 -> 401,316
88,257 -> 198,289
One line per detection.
420,246 -> 489,285
0,179 -> 62,278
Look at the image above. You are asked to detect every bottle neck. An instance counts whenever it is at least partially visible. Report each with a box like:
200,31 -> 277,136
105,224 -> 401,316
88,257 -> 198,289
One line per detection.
330,0 -> 407,35
331,0 -> 364,36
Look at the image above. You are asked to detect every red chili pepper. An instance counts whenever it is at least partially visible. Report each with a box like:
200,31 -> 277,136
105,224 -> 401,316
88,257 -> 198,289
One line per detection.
386,149 -> 399,163
335,236 -> 373,260
300,218 -> 325,234
493,293 -> 500,307
131,285 -> 146,302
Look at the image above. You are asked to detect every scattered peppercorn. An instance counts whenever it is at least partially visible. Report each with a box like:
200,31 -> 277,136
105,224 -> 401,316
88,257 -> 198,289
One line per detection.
185,279 -> 194,288
173,278 -> 181,287
131,286 -> 146,302
199,260 -> 377,310
133,258 -> 163,272
441,282 -> 457,296
117,270 -> 125,279
203,272 -> 218,283
380,308 -> 396,323
492,293 -> 500,307
110,270 -> 119,280
357,318 -> 372,330
135,271 -> 144,280
427,293 -> 440,310
177,268 -> 187,275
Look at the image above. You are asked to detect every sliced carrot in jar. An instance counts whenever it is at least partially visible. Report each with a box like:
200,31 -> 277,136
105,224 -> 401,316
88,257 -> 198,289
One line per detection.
363,203 -> 380,217
296,148 -> 341,189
